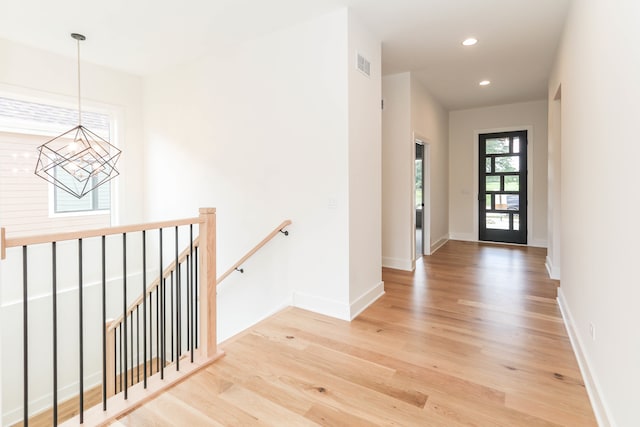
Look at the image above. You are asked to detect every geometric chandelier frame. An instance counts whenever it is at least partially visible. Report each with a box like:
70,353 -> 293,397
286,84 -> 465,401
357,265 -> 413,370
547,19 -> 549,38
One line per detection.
35,125 -> 121,198
34,33 -> 121,199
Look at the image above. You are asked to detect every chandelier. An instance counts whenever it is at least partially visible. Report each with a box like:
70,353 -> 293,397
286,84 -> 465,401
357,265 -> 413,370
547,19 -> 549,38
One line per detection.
35,33 -> 121,199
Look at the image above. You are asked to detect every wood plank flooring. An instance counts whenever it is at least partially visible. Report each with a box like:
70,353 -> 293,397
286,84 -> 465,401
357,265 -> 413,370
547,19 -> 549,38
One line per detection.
114,241 -> 596,426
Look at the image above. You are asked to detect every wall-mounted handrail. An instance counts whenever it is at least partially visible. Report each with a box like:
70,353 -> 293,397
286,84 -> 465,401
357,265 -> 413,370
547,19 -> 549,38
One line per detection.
0,217 -> 201,259
216,220 -> 291,285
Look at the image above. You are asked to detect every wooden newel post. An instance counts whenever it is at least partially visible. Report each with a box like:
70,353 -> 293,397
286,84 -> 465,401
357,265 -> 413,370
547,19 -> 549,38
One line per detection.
198,208 -> 217,359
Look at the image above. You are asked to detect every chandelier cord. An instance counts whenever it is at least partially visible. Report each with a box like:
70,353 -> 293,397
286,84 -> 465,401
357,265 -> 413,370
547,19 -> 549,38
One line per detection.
77,37 -> 82,126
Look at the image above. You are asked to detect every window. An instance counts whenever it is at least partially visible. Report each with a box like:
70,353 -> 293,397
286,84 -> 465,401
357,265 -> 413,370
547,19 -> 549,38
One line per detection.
0,96 -> 114,236
54,174 -> 111,213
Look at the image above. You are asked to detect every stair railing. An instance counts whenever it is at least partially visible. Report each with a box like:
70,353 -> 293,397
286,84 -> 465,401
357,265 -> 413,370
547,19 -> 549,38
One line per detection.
0,207 -> 222,427
216,219 -> 292,284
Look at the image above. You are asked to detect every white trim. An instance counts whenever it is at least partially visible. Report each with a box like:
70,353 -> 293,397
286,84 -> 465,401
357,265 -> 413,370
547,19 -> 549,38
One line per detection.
529,238 -> 547,248
545,256 -> 561,280
292,291 -> 350,321
350,281 -> 385,319
557,288 -> 615,427
448,232 -> 477,242
430,235 -> 449,254
381,256 -> 413,271
473,126 -> 534,244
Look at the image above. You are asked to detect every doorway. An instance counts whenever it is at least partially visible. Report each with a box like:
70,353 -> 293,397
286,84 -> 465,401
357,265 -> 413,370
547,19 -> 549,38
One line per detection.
415,142 -> 424,257
414,138 -> 429,259
479,131 -> 528,244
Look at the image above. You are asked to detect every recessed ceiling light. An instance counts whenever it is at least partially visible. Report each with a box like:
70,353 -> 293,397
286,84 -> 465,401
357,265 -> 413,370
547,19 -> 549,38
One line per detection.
479,80 -> 491,86
462,38 -> 478,46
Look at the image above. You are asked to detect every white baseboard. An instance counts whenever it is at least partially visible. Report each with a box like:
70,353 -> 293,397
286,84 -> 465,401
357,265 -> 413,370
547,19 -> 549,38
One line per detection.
350,281 -> 384,320
529,238 -> 548,248
381,256 -> 413,271
430,236 -> 449,254
448,232 -> 476,242
545,256 -> 561,280
292,291 -> 350,321
557,288 -> 614,427
449,233 -> 547,249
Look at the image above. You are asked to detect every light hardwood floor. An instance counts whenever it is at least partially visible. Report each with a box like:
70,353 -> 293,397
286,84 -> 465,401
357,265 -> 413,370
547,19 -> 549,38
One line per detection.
114,241 -> 596,426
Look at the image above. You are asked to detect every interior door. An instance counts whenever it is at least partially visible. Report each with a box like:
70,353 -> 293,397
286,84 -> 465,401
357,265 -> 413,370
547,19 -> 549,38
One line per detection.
479,131 -> 527,244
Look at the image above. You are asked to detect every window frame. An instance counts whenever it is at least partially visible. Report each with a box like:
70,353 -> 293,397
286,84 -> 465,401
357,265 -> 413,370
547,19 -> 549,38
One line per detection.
0,88 -> 118,220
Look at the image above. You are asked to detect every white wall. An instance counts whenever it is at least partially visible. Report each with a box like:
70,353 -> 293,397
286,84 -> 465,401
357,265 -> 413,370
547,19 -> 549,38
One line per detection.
410,76 -> 449,251
550,1 -> 640,425
347,13 -> 383,317
547,89 -> 562,279
381,72 -> 449,270
144,9 -> 382,334
449,100 -> 548,246
0,38 -> 145,424
381,73 -> 412,270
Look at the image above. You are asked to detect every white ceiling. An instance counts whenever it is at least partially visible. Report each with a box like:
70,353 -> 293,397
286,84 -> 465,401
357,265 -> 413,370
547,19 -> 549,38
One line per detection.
0,0 -> 570,110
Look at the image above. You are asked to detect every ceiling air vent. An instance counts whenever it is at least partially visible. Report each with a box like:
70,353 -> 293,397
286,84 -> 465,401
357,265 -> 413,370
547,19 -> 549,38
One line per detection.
356,51 -> 371,78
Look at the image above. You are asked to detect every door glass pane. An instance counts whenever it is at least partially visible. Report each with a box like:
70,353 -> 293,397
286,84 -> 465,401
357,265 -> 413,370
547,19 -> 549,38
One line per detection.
495,194 -> 519,211
485,158 -> 492,173
513,137 -> 520,153
495,156 -> 519,172
504,176 -> 519,191
486,213 -> 510,230
514,214 -> 520,230
486,138 -> 509,154
485,176 -> 500,191
507,195 -> 519,211
495,194 -> 508,210
486,195 -> 491,210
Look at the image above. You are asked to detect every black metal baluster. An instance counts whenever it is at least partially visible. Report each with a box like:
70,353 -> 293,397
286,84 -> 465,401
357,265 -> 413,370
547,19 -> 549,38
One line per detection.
78,239 -> 84,423
155,287 -> 159,374
170,269 -> 174,363
22,246 -> 28,427
136,307 -> 140,383
122,233 -> 128,399
119,324 -> 123,393
101,235 -> 107,410
175,226 -> 180,371
159,228 -> 164,379
149,287 -> 153,376
149,289 -> 153,376
190,225 -> 194,362
186,254 -> 190,353
163,277 -> 167,368
52,242 -> 58,424
195,246 -> 199,349
130,312 -> 134,386
114,326 -> 118,394
142,230 -> 148,387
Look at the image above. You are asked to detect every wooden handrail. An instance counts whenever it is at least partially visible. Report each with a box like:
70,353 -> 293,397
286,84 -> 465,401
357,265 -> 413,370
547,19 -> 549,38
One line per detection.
0,208 -> 221,427
216,220 -> 291,285
0,216 -> 201,260
107,237 -> 200,332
